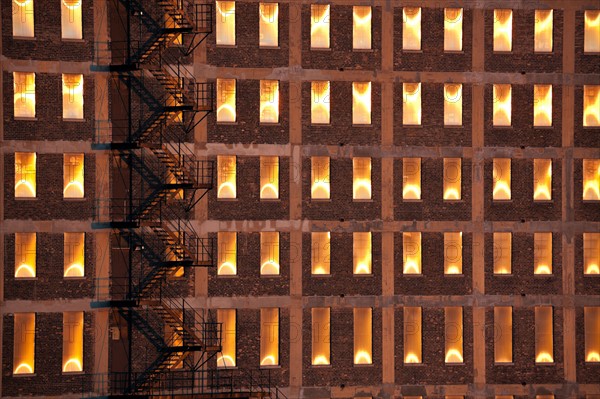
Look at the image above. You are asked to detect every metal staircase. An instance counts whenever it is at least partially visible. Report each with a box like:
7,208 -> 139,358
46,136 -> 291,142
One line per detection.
89,1 -> 287,397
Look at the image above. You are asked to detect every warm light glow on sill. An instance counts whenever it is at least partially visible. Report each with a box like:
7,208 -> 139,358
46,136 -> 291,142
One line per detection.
15,180 -> 36,198
354,262 -> 371,275
217,104 -> 236,122
217,182 -> 236,199
353,179 -> 372,200
404,353 -> 421,364
312,267 -> 328,275
586,263 -> 599,275
446,266 -> 461,275
15,263 -> 35,278
536,352 -> 554,363
218,262 -> 236,276
14,363 -> 33,375
535,264 -> 552,275
312,355 -> 330,365
403,184 -> 421,200
260,184 -> 279,199
64,263 -> 84,277
63,358 -> 83,373
445,349 -> 464,363
403,261 -> 420,275
260,355 -> 277,366
354,350 -> 372,365
217,354 -> 236,367
63,181 -> 84,198
534,186 -> 552,201
311,182 -> 330,199
587,351 -> 600,362
260,261 -> 280,275
444,188 -> 461,201
493,182 -> 511,200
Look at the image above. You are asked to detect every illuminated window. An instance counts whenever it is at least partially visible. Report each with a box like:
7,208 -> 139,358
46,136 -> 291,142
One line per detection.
493,9 -> 512,52
404,307 -> 422,364
13,313 -> 35,375
403,83 -> 421,126
444,158 -> 462,200
403,158 -> 421,200
585,307 -> 600,362
259,3 -> 278,47
353,157 -> 371,200
216,78 -> 236,122
260,156 -> 279,200
584,86 -> 600,127
444,8 -> 463,51
64,233 -> 85,277
403,7 -> 421,50
13,72 -> 35,118
217,309 -> 236,367
353,232 -> 372,275
216,1 -> 235,46
584,10 -> 600,53
311,4 -> 330,49
353,6 -> 371,50
535,306 -> 554,363
15,152 -> 36,198
444,232 -> 463,275
493,84 -> 512,126
584,233 -> 600,275
444,84 -> 462,126
534,10 -> 553,52
583,159 -> 600,201
354,308 -> 372,365
260,80 -> 279,123
311,81 -> 330,124
217,155 -> 236,199
12,0 -> 34,37
533,159 -> 552,201
64,153 -> 84,199
312,307 -> 330,365
445,307 -> 463,363
493,232 -> 512,274
218,232 -> 236,276
261,232 -> 280,275
63,74 -> 84,120
493,158 -> 511,200
61,0 -> 82,40
311,157 -> 330,200
534,232 -> 552,275
534,85 -> 552,127
15,232 -> 36,279
494,306 -> 513,363
403,232 -> 422,275
260,308 -> 279,366
62,311 -> 83,373
312,232 -> 330,275
352,82 -> 371,125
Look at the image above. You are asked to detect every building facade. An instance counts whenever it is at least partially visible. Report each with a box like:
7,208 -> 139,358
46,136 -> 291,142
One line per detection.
1,0 -> 599,398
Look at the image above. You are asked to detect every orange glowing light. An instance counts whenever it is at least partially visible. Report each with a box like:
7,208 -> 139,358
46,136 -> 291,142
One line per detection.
584,86 -> 600,127
445,349 -> 464,363
354,350 -> 372,365
583,159 -> 600,201
216,1 -> 235,46
14,363 -> 33,374
311,5 -> 330,49
403,7 -> 421,50
312,355 -> 329,365
536,352 -> 554,363
534,10 -> 553,52
217,354 -> 236,367
587,351 -> 600,362
405,353 -> 420,364
63,358 -> 82,373
493,84 -> 512,126
534,85 -> 552,127
259,3 -> 278,47
353,6 -> 372,50
260,80 -> 279,123
352,82 -> 371,125
493,10 -> 513,51
584,11 -> 600,53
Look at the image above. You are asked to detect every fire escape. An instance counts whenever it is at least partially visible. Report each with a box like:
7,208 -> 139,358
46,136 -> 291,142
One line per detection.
89,1 -> 286,398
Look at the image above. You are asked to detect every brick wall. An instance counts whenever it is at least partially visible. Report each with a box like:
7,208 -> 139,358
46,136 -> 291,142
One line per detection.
3,72 -> 95,141
1,0 -> 94,62
4,233 -> 95,300
2,312 -> 94,397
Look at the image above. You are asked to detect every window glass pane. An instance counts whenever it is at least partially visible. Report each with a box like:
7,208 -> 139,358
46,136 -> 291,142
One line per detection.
534,232 -> 552,275
217,78 -> 236,122
64,232 -> 85,277
403,7 -> 421,50
259,3 -> 278,47
584,10 -> 600,53
354,308 -> 372,364
403,232 -> 422,275
311,157 -> 330,200
443,158 -> 462,200
260,232 -> 280,275
493,158 -> 511,200
311,232 -> 330,275
15,152 -> 36,198
493,84 -> 512,126
312,308 -> 330,365
62,0 -> 82,39
353,157 -> 371,200
353,6 -> 371,50
403,83 -> 421,126
444,232 -> 462,275
260,156 -> 279,199
311,81 -> 330,124
352,82 -> 371,125
260,308 -> 279,366
444,84 -> 462,126
260,80 -> 279,123
63,311 -> 84,372
13,313 -> 35,374
403,158 -> 421,200
534,85 -> 552,127
218,232 -> 237,275
535,306 -> 554,363
493,9 -> 512,51
583,159 -> 600,201
353,232 -> 372,275
534,10 -> 553,52
584,86 -> 600,127
12,0 -> 34,37
585,307 -> 600,363
13,72 -> 35,118
494,306 -> 512,363
445,307 -> 463,363
217,309 -> 236,367
63,74 -> 84,119
444,8 -> 463,51
533,159 -> 552,201
311,4 -> 330,49
404,307 -> 422,363
64,153 -> 84,198
584,233 -> 600,275
216,1 -> 235,45
493,232 -> 512,274
15,232 -> 36,278
217,155 -> 236,199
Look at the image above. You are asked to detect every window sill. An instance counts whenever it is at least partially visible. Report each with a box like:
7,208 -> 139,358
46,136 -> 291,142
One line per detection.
216,274 -> 238,278
444,273 -> 464,277
582,200 -> 600,203
310,47 -> 331,51
311,123 -> 331,127
445,362 -> 465,366
353,363 -> 374,367
352,124 -> 374,128
402,124 -> 422,128
14,197 -> 38,201
492,125 -> 513,129
534,51 -> 554,54
260,198 -> 281,202
260,365 -> 281,369
260,46 -> 280,50
12,373 -> 37,377
402,362 -> 425,366
353,199 -> 373,202
62,39 -> 85,43
217,198 -> 238,201
533,274 -> 554,277
216,121 -> 238,126
64,197 -> 87,201
402,49 -> 423,53
260,274 -> 282,278
583,274 -> 600,277
215,44 -> 237,49
311,273 -> 331,277
403,199 -> 422,203
582,126 -> 600,129
62,371 -> 85,375
260,122 -> 281,126
492,51 -> 513,54
443,199 -> 464,203
311,364 -> 331,368
493,273 -> 513,277
352,48 -> 373,52
492,200 -> 513,203
535,362 -> 555,366
12,36 -> 36,40
402,273 -> 423,277
64,276 -> 86,280
63,118 -> 87,122
533,200 -> 554,204
444,125 -> 464,128
311,198 -> 331,202
494,362 -> 514,366
353,273 -> 373,277
533,126 -> 554,129
14,117 -> 37,121
583,52 -> 600,55
444,50 -> 464,54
